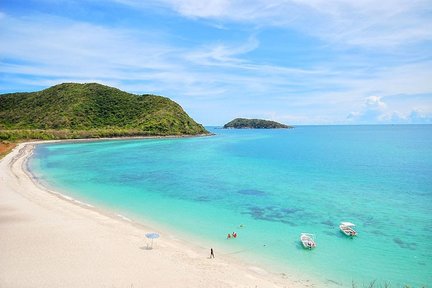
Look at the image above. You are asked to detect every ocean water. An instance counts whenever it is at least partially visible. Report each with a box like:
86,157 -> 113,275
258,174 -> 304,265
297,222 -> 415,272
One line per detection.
29,125 -> 432,287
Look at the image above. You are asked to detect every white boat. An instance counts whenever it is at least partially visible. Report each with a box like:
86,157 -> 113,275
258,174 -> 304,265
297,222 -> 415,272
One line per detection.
339,222 -> 357,237
300,233 -> 316,249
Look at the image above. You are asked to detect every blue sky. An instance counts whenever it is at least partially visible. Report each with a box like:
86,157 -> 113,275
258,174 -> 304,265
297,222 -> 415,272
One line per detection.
1,0 -> 432,125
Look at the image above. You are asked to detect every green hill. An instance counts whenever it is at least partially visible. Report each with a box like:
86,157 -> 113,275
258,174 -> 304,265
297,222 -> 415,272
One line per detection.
0,83 -> 208,140
223,118 -> 292,129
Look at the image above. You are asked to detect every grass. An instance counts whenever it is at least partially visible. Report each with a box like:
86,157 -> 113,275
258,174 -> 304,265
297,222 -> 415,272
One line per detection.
0,141 -> 17,159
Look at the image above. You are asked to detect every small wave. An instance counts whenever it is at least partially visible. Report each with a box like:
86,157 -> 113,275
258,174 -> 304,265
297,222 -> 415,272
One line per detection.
117,214 -> 132,222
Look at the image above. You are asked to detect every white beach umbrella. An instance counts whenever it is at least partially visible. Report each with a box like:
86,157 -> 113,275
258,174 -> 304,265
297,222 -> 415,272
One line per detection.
145,232 -> 160,249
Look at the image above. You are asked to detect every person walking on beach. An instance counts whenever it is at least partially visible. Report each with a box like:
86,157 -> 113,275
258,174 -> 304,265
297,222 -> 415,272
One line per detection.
210,248 -> 215,258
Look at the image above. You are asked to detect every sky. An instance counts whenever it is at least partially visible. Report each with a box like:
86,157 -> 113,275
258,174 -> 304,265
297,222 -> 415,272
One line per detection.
1,0 -> 432,125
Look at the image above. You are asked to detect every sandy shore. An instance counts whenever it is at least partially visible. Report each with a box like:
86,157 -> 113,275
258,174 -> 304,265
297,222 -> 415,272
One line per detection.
0,142 -> 313,288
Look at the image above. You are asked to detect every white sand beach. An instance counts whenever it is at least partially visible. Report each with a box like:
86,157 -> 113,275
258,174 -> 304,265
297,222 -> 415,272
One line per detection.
0,142 -> 313,288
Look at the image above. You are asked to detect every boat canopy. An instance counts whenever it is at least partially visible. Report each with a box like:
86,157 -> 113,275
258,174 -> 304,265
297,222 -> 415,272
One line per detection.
340,222 -> 355,227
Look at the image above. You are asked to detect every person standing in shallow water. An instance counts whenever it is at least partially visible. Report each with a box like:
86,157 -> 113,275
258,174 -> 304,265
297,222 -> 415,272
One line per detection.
210,248 -> 215,258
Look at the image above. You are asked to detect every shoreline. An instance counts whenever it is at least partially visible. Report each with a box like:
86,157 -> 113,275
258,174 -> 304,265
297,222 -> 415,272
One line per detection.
8,132 -> 214,144
0,141 -> 313,288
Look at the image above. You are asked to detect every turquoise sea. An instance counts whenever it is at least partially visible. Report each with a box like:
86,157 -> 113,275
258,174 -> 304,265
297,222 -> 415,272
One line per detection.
29,125 -> 432,287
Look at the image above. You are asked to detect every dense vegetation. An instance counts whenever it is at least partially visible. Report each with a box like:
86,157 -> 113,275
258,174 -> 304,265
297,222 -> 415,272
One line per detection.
223,118 -> 292,129
0,83 -> 208,140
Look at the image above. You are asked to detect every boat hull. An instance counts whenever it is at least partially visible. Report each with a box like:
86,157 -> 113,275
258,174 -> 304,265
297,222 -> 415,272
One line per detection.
339,225 -> 357,237
300,233 -> 316,249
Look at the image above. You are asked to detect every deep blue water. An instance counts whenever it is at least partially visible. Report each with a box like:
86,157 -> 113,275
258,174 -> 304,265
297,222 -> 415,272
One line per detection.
29,125 -> 432,287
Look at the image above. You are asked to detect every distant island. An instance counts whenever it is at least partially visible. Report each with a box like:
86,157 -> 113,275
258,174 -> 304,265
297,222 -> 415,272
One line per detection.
223,118 -> 293,129
0,83 -> 208,141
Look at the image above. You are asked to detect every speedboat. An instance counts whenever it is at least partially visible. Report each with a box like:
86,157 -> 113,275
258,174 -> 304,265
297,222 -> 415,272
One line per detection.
339,222 -> 357,237
300,233 -> 316,249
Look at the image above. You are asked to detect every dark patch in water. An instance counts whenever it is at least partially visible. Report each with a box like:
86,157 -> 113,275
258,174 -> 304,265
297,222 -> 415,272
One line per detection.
267,211 -> 285,219
118,173 -> 145,182
281,207 -> 302,214
194,196 -> 212,202
424,225 -> 432,233
249,206 -> 264,215
323,230 -> 336,236
321,219 -> 334,227
242,207 -> 265,220
241,205 -> 302,224
237,189 -> 266,196
358,215 -> 379,227
370,229 -> 387,237
136,171 -> 174,183
280,220 -> 297,226
393,237 -> 417,250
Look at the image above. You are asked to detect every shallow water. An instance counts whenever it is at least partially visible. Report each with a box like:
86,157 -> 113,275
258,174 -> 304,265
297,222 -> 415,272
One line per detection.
29,125 -> 432,286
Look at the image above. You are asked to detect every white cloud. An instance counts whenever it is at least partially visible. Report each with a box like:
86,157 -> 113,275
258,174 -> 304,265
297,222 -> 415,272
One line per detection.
348,96 -> 432,124
129,0 -> 432,48
407,109 -> 432,124
170,0 -> 231,18
382,109 -> 432,124
0,12 -> 330,99
185,36 -> 259,66
0,13 -> 192,90
347,96 -> 387,123
364,96 -> 387,110
292,0 -> 432,47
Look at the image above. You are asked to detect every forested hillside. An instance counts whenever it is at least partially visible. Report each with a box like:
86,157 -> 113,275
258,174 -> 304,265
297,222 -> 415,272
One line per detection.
0,83 -> 208,140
